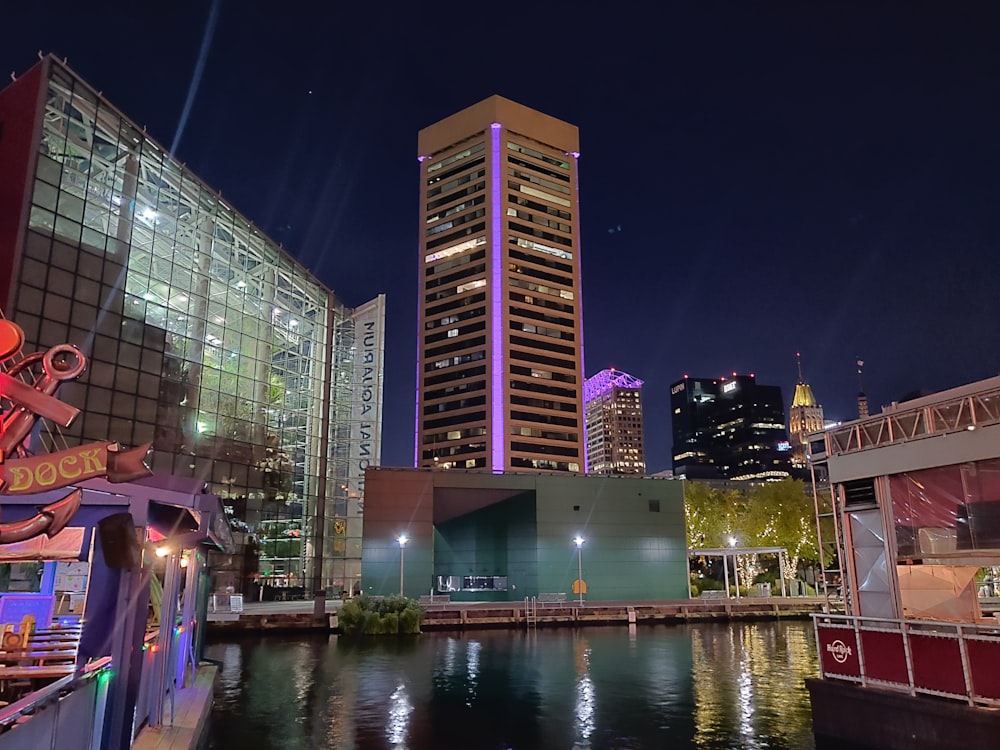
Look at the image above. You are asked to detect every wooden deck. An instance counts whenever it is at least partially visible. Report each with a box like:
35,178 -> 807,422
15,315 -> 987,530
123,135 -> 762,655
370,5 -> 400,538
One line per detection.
132,665 -> 217,750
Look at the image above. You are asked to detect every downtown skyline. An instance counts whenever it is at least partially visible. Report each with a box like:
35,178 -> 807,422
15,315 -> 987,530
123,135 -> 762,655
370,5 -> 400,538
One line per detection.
3,2 -> 998,473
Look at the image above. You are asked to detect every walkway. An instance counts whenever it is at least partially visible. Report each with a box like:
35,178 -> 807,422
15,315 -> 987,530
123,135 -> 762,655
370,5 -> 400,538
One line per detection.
133,664 -> 217,750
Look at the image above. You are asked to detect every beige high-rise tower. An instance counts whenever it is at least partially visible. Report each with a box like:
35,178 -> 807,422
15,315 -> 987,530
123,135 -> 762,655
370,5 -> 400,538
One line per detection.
416,96 -> 584,473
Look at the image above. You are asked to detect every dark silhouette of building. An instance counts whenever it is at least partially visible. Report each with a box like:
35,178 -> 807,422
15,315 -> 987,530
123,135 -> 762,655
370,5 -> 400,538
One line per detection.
670,374 -> 792,481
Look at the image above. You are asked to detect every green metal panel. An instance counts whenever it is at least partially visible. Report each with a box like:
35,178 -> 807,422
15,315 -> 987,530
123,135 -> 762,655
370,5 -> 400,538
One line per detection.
534,475 -> 688,601
434,493 -> 536,602
362,470 -> 688,602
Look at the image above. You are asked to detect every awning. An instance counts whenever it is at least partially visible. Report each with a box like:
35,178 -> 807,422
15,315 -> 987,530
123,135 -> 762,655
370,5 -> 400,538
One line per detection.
0,527 -> 85,561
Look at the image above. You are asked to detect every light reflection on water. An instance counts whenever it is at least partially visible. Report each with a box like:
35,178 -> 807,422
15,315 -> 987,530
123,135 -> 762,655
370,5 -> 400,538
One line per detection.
206,621 -> 819,750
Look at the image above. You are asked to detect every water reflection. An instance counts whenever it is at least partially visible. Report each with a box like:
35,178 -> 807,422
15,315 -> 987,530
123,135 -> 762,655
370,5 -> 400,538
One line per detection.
386,683 -> 411,746
691,623 -> 819,749
207,621 -> 819,750
573,635 -> 594,749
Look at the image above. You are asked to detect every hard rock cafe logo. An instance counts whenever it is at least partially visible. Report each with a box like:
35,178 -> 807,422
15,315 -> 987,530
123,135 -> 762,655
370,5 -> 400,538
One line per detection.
0,319 -> 150,542
826,639 -> 853,664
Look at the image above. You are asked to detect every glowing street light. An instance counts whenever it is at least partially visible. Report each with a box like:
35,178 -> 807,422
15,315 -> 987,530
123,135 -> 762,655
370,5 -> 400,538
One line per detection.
397,535 -> 408,596
574,536 -> 585,605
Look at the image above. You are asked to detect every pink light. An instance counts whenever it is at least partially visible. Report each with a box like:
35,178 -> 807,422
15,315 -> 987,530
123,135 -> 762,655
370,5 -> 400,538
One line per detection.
490,122 -> 504,472
417,155 -> 431,163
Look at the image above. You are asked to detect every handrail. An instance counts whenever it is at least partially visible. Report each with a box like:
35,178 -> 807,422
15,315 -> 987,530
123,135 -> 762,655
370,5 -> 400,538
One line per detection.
0,656 -> 112,730
813,613 -> 1000,707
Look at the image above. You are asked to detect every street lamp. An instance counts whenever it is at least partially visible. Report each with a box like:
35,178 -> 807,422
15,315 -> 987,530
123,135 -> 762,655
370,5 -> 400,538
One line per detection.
397,535 -> 408,596
574,535 -> 585,605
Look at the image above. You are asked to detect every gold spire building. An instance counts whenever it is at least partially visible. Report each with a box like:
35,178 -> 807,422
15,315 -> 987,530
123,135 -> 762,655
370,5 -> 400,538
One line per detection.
789,353 -> 825,470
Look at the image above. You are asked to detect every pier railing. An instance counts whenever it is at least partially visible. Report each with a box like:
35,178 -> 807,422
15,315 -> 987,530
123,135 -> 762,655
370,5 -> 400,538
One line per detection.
0,658 -> 112,749
813,613 -> 1000,707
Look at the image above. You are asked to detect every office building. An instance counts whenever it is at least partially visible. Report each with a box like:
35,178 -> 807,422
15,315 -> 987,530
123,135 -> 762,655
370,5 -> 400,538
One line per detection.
670,374 -> 792,481
416,96 -> 584,473
0,56 -> 385,597
584,368 -> 646,474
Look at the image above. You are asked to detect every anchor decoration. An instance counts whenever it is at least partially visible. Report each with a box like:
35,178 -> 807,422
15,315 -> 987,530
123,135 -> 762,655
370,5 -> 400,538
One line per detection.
0,319 -> 151,543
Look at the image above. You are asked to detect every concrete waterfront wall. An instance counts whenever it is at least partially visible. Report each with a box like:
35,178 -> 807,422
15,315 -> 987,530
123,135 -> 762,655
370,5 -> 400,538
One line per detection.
207,599 -> 827,635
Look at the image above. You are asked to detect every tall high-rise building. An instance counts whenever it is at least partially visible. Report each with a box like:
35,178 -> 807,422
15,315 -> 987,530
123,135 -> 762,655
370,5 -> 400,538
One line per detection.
0,56 -> 385,597
788,354 -> 824,471
416,96 -> 584,473
670,374 -> 792,481
584,368 -> 646,474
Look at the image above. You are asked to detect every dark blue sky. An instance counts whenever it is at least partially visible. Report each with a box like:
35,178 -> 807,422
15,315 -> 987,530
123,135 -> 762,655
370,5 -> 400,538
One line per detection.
5,2 -> 999,472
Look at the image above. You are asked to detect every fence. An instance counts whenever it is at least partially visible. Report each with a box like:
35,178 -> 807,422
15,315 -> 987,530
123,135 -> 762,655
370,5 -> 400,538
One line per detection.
813,613 -> 1000,707
0,658 -> 111,750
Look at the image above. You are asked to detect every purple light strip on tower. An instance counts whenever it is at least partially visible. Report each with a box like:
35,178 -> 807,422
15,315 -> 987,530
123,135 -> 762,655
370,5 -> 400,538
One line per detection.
490,122 -> 504,473
415,154 -> 428,467
568,150 -> 586,473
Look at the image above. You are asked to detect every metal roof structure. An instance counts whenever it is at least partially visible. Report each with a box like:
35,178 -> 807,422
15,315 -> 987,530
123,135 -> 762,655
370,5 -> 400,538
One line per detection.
583,368 -> 644,403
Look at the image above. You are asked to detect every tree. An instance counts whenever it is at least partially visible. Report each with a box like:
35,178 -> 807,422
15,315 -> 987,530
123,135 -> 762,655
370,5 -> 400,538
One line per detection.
685,479 -> 823,587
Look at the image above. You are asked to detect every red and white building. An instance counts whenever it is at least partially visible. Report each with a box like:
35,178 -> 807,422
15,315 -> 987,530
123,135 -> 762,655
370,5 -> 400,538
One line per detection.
808,375 -> 1000,749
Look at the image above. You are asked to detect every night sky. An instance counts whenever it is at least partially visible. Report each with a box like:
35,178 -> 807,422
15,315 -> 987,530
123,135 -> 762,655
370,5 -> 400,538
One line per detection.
4,2 -> 999,473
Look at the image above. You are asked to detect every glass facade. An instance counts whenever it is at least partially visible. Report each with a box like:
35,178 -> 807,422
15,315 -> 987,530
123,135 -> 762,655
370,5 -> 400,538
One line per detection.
4,59 -> 383,598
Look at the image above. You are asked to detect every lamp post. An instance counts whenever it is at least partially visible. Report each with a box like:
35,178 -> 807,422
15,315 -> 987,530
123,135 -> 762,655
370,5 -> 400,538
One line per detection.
574,535 -> 585,605
397,535 -> 408,596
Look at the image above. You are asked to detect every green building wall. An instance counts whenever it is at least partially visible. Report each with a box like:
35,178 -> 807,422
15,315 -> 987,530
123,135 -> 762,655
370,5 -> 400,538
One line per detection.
362,469 -> 688,602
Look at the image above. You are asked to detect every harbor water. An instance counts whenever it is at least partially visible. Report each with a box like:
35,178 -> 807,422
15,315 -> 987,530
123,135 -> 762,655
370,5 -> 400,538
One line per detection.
205,620 -> 821,750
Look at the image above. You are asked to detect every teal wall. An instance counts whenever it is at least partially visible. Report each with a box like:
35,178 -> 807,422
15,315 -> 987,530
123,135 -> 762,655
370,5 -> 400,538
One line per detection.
360,470 -> 435,598
534,475 -> 688,601
434,493 -> 536,601
362,469 -> 688,601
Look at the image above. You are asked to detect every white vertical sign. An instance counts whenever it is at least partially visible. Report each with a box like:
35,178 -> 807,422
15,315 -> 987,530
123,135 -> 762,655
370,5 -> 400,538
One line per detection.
347,294 -> 386,517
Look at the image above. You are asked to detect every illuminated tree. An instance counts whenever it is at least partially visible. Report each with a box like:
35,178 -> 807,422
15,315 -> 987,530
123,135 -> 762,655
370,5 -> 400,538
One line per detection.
685,479 -> 823,585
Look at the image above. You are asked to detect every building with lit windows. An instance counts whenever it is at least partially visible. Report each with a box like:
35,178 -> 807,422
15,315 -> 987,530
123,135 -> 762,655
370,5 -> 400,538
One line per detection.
0,56 -> 385,598
788,356 -> 824,471
416,96 -> 584,473
670,374 -> 792,481
584,368 -> 646,474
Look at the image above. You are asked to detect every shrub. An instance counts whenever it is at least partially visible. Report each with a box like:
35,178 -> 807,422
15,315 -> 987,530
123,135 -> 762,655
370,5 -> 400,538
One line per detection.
338,599 -> 363,634
382,612 -> 399,634
398,605 -> 423,634
338,595 -> 425,637
362,610 -> 381,635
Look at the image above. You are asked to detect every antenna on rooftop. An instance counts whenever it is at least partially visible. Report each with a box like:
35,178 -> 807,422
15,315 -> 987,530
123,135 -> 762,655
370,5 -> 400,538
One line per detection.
856,356 -> 869,418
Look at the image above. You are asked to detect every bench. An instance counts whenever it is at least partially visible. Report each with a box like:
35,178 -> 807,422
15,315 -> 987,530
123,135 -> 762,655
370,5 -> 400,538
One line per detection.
699,590 -> 728,599
418,595 -> 451,606
538,592 -> 567,604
